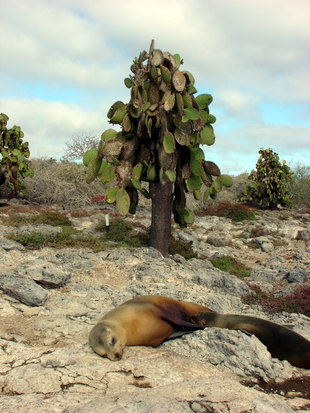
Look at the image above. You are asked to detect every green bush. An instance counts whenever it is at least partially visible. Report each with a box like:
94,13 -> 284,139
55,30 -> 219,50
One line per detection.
96,218 -> 147,248
289,163 -> 310,206
168,238 -> 197,259
210,255 -> 251,278
242,148 -> 292,209
204,201 -> 256,222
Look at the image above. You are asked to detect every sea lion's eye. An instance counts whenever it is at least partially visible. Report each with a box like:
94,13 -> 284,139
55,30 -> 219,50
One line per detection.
111,337 -> 116,346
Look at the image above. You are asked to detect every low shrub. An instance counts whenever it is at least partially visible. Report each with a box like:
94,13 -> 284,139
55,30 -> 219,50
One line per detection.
210,255 -> 251,277
96,218 -> 147,249
202,201 -> 256,222
9,228 -> 108,251
289,163 -> 310,208
168,238 -> 197,260
23,158 -> 103,209
242,284 -> 310,317
3,210 -> 72,227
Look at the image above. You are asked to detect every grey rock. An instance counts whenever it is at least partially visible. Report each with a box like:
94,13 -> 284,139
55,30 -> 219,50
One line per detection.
274,284 -> 299,298
178,231 -> 194,244
104,246 -> 164,262
246,269 -> 281,293
285,267 -> 308,283
164,327 -> 290,382
0,239 -> 25,251
206,236 -> 226,247
252,236 -> 275,252
262,223 -> 278,234
19,260 -> 71,288
261,242 -> 274,252
0,272 -> 48,306
278,222 -> 305,239
53,249 -> 97,272
298,228 -> 310,240
192,269 -> 251,296
253,236 -> 271,245
35,267 -> 71,288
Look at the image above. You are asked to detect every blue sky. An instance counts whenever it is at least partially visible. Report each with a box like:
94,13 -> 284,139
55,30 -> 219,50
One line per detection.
1,0 -> 309,175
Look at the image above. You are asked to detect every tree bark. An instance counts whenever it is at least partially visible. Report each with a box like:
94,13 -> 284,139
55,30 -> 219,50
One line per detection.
150,180 -> 173,256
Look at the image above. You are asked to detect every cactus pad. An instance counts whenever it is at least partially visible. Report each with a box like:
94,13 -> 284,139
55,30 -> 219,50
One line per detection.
116,188 -> 130,214
163,131 -> 175,154
83,149 -> 97,166
101,129 -> 118,142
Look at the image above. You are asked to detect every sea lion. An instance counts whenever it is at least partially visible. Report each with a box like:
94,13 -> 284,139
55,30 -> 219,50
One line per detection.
191,311 -> 310,369
89,295 -> 310,369
89,295 -> 213,360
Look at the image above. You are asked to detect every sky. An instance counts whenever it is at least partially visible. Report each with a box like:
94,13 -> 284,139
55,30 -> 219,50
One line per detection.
1,0 -> 309,175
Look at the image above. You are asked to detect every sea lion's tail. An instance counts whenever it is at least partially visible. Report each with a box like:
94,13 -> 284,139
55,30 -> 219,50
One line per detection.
191,312 -> 310,369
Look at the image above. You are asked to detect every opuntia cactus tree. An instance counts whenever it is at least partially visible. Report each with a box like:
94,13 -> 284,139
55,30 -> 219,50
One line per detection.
242,148 -> 292,209
0,113 -> 34,197
85,41 -> 232,255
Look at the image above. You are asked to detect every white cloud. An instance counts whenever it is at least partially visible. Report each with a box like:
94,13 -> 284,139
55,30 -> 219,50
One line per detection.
203,120 -> 310,174
0,0 -> 120,89
240,124 -> 310,154
215,89 -> 261,120
1,97 -> 109,158
216,123 -> 310,157
2,0 -> 309,101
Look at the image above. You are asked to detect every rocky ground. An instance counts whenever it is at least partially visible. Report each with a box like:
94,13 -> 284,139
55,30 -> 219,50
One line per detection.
0,200 -> 309,412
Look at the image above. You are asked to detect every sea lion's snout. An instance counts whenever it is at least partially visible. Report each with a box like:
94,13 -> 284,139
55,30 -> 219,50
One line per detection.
108,351 -> 122,361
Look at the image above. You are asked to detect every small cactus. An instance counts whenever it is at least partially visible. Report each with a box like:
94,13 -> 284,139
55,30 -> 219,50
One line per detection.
242,148 -> 292,209
0,113 -> 33,197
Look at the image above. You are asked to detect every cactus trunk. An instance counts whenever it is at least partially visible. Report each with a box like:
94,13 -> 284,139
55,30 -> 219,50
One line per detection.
150,180 -> 173,256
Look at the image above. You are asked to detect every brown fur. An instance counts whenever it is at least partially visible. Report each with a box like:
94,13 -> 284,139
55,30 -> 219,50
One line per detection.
89,295 -> 212,360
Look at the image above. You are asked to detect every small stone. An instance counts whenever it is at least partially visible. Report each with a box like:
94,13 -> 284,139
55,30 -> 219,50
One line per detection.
178,231 -> 194,244
261,242 -> 274,252
206,236 -> 226,247
286,267 -> 308,283
298,228 -> 310,241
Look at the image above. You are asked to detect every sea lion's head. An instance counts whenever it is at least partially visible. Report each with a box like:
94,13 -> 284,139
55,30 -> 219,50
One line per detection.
89,323 -> 124,361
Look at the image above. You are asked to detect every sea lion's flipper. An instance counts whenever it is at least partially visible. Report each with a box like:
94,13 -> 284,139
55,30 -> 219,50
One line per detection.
162,314 -> 206,331
158,301 -> 207,332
